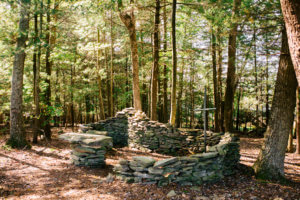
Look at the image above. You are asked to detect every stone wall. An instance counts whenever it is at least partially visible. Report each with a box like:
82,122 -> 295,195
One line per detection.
59,131 -> 113,167
113,133 -> 240,186
80,108 -> 222,155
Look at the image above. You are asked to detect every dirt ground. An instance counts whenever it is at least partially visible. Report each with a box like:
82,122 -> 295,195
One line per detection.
0,128 -> 299,200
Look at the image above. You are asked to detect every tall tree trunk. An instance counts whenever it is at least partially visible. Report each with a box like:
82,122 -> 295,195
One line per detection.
217,33 -> 223,131
110,10 -> 114,116
119,2 -> 142,111
280,0 -> 300,86
254,24 -> 259,131
97,29 -> 105,120
176,59 -> 184,128
212,30 -> 220,132
8,0 -> 31,148
70,51 -> 75,127
296,87 -> 300,154
224,0 -> 241,132
253,28 -> 297,180
51,0 -> 59,127
169,0 -> 177,126
162,0 -> 168,123
236,87 -> 241,131
125,54 -> 131,107
190,63 -> 195,128
150,0 -> 160,121
33,1 -> 40,143
266,42 -> 270,125
44,0 -> 52,139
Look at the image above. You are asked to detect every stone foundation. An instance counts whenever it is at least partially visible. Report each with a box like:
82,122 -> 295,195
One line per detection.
113,133 -> 240,186
59,131 -> 113,167
81,108 -> 222,155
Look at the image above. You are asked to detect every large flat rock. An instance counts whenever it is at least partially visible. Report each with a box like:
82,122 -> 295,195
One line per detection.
59,132 -> 113,148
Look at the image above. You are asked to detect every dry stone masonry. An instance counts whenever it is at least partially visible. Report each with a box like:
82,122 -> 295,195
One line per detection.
81,108 -> 223,155
60,108 -> 240,185
113,133 -> 240,186
59,131 -> 113,167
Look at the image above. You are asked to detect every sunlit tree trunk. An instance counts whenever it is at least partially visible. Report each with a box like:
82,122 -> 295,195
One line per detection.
280,0 -> 300,86
169,0 -> 177,126
110,10 -> 114,116
8,0 -> 31,148
162,0 -> 168,123
212,30 -> 220,132
224,0 -> 241,132
253,28 -> 297,180
296,87 -> 300,154
97,29 -> 105,120
119,1 -> 142,111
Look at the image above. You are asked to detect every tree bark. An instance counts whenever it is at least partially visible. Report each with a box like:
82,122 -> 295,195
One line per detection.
169,0 -> 177,126
280,0 -> 300,86
287,128 -> 294,153
176,59 -> 184,128
44,0 -> 52,139
162,0 -> 168,123
33,1 -> 40,143
97,29 -> 105,120
212,30 -> 220,132
7,0 -> 31,148
217,33 -> 224,131
296,87 -> 300,154
119,2 -> 142,111
253,28 -> 297,180
110,10 -> 114,116
224,0 -> 241,132
150,0 -> 160,121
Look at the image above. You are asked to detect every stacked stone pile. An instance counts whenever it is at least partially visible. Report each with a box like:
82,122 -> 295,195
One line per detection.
79,108 -> 136,147
114,135 -> 238,186
114,133 -> 239,186
79,108 -> 224,155
59,132 -> 113,167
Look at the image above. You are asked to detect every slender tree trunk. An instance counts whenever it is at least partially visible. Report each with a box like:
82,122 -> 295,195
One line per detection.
110,10 -> 114,116
44,0 -> 51,139
162,0 -> 168,123
70,52 -> 75,127
254,24 -> 259,131
287,128 -> 294,152
97,29 -> 105,120
217,33 -> 223,132
266,42 -> 270,125
33,1 -> 40,143
8,0 -> 31,148
190,63 -> 195,128
125,55 -> 131,108
119,2 -> 142,111
212,30 -> 220,132
280,0 -> 300,86
169,0 -> 177,126
224,0 -> 241,132
52,0 -> 59,127
253,28 -> 297,180
150,0 -> 160,121
236,87 -> 241,131
296,87 -> 300,154
176,59 -> 184,128
104,32 -> 110,116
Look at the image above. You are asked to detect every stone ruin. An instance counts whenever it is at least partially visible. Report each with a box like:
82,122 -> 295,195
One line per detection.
59,107 -> 240,186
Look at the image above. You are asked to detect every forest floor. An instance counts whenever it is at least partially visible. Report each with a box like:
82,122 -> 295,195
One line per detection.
0,128 -> 300,200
